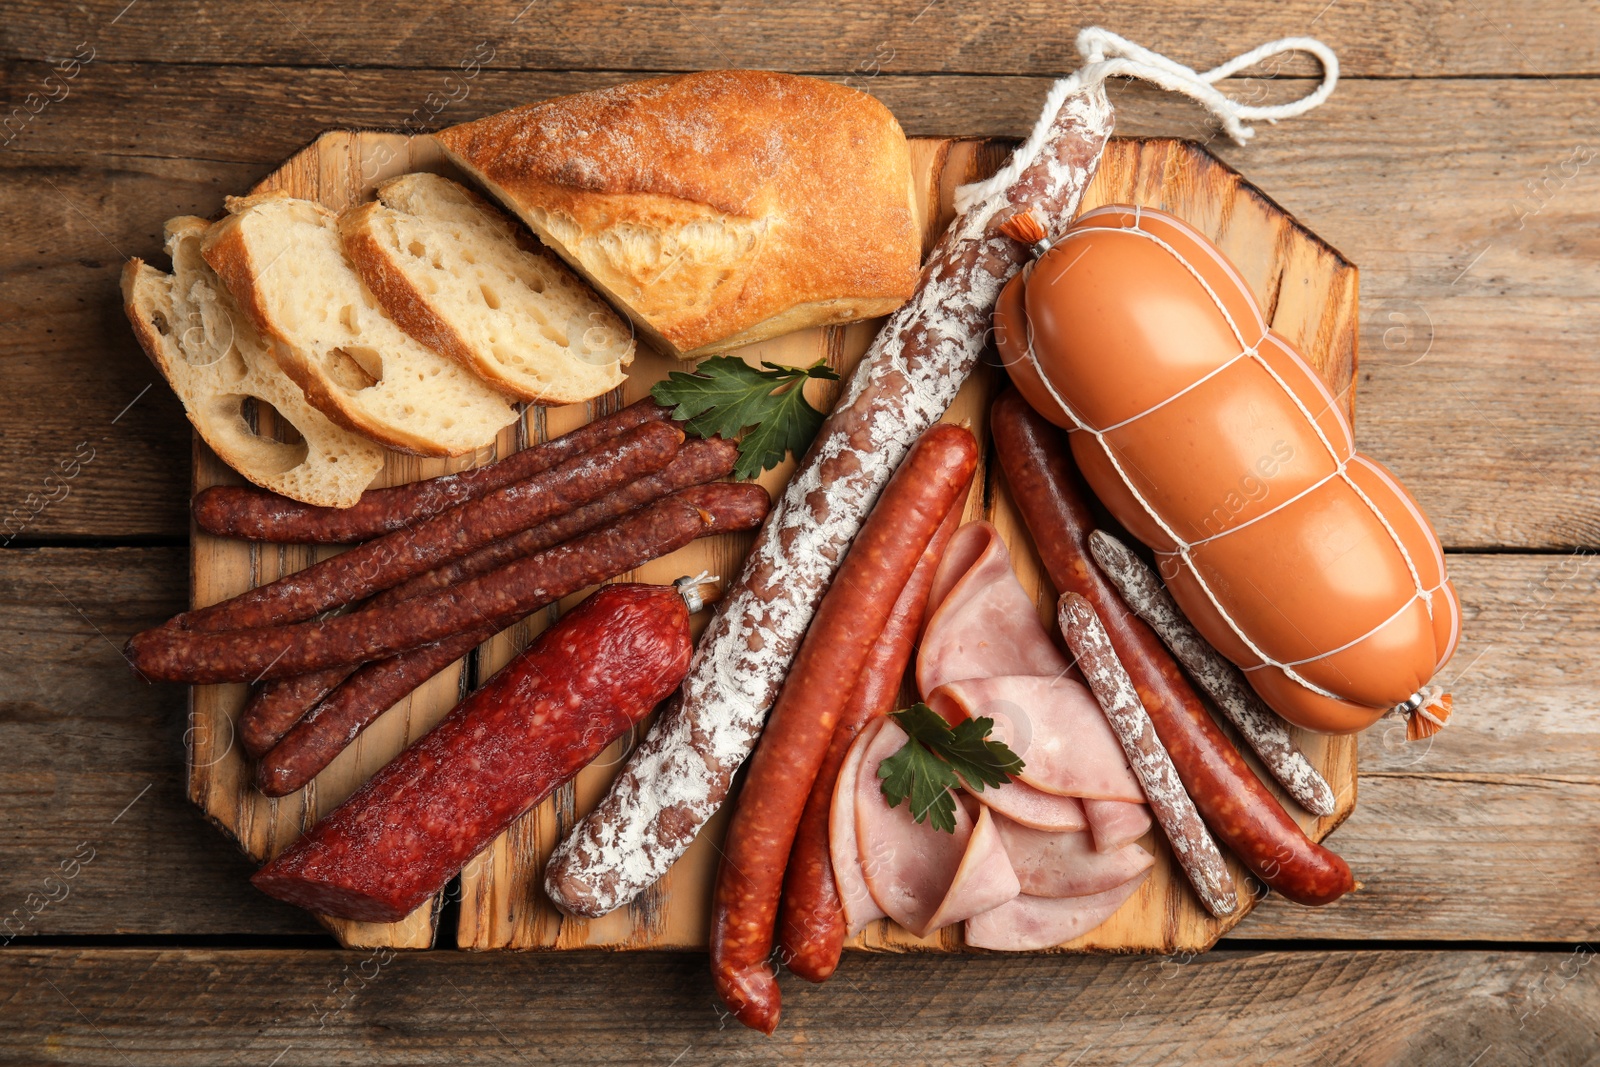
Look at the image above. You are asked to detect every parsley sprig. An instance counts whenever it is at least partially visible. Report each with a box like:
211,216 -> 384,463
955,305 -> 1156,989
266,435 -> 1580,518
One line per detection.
650,356 -> 840,480
877,704 -> 1025,833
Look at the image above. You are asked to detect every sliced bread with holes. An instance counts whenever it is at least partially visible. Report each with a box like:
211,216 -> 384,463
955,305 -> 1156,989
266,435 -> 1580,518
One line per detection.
201,192 -> 521,457
122,216 -> 387,507
339,172 -> 634,404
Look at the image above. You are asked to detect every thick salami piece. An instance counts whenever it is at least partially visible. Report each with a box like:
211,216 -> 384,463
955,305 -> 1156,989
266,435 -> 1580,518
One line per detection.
255,474 -> 753,797
1088,530 -> 1337,816
194,398 -> 674,543
709,425 -> 977,1034
126,483 -> 770,683
250,583 -> 693,924
174,421 -> 683,633
776,502 -> 960,984
1058,593 -> 1237,918
236,436 -> 738,757
992,389 -> 1354,907
544,80 -> 1114,920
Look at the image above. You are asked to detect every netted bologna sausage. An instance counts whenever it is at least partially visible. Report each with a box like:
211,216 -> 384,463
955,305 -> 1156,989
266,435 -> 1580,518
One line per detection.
125,483 -> 770,683
250,583 -> 694,925
992,390 -> 1354,907
1087,529 -> 1337,816
193,398 -> 675,543
995,205 -> 1459,734
236,436 -> 738,758
542,80 -> 1114,921
709,425 -> 977,1034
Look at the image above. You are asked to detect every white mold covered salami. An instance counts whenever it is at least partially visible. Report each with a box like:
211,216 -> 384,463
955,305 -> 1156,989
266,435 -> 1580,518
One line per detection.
544,81 -> 1115,919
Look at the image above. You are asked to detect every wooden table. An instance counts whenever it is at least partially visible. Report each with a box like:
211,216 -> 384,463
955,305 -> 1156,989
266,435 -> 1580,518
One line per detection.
2,2 -> 1596,1062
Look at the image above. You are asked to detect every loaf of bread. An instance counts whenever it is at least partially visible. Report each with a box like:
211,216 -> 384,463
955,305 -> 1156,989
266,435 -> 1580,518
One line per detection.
433,71 -> 921,360
340,173 -> 635,404
122,216 -> 386,507
202,192 -> 521,457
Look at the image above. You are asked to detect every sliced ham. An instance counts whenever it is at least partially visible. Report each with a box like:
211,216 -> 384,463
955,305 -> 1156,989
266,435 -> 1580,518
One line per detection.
964,878 -> 1146,952
917,522 -> 1069,697
854,720 -> 973,937
920,806 -> 1021,936
973,779 -> 1088,832
1084,798 -> 1154,853
934,675 -> 1143,802
830,717 -> 888,937
992,815 -> 1154,898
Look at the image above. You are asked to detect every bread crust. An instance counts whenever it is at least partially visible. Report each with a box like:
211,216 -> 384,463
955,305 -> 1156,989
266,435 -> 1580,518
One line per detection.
338,199 -> 479,373
434,71 -> 920,359
121,218 -> 387,507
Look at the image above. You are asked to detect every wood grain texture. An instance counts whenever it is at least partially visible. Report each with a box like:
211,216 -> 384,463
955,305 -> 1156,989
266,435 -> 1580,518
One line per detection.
3,75 -> 1596,547
4,948 -> 1598,1065
5,549 -> 1590,942
0,547 -> 320,936
3,0 -> 1595,76
180,133 -> 1355,953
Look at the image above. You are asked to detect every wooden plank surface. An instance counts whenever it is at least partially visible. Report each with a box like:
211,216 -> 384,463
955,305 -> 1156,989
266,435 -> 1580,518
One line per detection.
3,75 -> 1596,548
4,947 -> 1599,1065
4,0 -> 1595,76
0,0 -> 1596,1056
6,548 -> 1596,942
181,131 -> 1355,953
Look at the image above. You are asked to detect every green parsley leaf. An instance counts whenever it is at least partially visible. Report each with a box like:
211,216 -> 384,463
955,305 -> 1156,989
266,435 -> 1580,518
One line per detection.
877,704 -> 1026,833
650,356 -> 840,480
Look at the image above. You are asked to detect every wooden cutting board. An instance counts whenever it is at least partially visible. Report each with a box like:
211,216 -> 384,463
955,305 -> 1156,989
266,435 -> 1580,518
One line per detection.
187,131 -> 1358,953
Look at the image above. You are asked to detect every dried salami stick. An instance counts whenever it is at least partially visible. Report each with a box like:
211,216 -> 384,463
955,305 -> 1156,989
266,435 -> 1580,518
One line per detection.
236,437 -> 739,758
1058,593 -> 1238,918
126,483 -> 770,683
194,398 -> 675,543
173,422 -> 681,634
1087,530 -> 1337,817
544,79 -> 1115,920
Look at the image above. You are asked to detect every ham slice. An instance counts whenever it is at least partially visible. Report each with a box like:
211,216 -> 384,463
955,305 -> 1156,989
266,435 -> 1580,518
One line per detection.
965,879 -> 1146,952
992,815 -> 1154,898
933,675 -> 1143,801
1083,798 -> 1154,852
918,522 -> 1069,696
920,806 -> 1021,936
830,717 -> 888,937
854,720 -> 974,937
973,779 -> 1088,832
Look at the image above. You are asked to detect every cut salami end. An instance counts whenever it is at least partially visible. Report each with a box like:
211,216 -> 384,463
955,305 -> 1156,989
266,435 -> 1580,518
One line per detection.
250,583 -> 692,924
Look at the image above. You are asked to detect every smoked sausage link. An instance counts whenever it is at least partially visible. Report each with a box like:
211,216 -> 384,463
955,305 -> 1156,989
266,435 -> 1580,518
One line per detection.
194,398 -> 675,543
174,420 -> 683,633
236,436 -> 739,757
991,389 -> 1354,907
708,424 -> 978,1035
251,583 -> 693,924
126,483 -> 770,683
255,454 -> 750,798
776,502 -> 960,984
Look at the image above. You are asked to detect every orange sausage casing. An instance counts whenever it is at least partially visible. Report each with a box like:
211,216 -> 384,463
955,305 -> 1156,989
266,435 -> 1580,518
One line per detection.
991,390 -> 1353,907
994,205 -> 1459,734
776,499 -> 961,983
709,424 -> 978,1034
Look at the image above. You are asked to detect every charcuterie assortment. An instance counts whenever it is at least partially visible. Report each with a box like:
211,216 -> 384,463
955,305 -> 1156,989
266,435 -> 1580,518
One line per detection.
120,25 -> 1464,1035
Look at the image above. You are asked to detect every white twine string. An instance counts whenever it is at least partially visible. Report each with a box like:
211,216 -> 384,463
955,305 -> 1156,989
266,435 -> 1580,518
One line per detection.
954,27 -> 1340,213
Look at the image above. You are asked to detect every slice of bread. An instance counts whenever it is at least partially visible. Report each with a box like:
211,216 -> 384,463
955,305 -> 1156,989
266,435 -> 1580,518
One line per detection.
340,173 -> 633,404
201,192 -> 521,457
122,216 -> 387,507
433,71 -> 921,360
